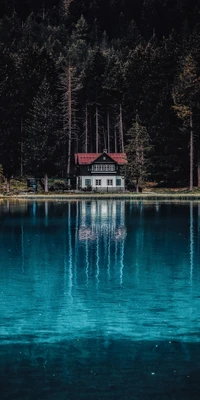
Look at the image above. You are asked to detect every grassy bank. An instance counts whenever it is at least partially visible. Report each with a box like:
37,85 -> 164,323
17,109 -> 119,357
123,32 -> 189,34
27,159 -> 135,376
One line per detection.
1,192 -> 200,201
1,178 -> 200,200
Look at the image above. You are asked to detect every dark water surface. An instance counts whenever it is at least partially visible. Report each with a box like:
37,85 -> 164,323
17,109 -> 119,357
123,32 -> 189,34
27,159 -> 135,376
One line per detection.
0,199 -> 200,399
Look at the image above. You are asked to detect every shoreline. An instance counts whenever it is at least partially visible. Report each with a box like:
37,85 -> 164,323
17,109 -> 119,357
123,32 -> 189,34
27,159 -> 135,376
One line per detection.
1,192 -> 200,200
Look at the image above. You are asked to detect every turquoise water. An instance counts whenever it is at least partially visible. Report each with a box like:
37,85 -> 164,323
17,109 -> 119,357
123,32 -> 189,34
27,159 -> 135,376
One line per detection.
0,200 -> 200,399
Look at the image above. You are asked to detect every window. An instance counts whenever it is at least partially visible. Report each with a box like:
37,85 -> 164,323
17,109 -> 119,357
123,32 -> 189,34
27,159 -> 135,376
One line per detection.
95,179 -> 101,186
116,178 -> 121,186
92,164 -> 115,172
107,179 -> 113,186
107,165 -> 115,171
85,179 -> 91,186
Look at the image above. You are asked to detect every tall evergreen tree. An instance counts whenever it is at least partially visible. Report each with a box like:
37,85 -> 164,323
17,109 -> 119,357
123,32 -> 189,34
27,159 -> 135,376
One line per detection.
69,15 -> 90,72
0,48 -> 20,190
172,53 -> 200,189
60,65 -> 80,178
24,77 -> 59,192
125,114 -> 152,192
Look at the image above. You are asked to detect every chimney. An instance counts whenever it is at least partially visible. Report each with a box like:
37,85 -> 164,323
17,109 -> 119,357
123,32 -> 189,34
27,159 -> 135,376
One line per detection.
103,149 -> 107,153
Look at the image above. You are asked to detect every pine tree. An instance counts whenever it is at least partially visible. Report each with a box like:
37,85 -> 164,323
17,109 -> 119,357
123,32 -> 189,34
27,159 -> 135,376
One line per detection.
82,48 -> 106,151
82,103 -> 89,152
69,15 -> 90,74
125,115 -> 152,192
60,65 -> 79,179
172,53 -> 200,190
24,77 -> 59,192
0,48 -> 19,189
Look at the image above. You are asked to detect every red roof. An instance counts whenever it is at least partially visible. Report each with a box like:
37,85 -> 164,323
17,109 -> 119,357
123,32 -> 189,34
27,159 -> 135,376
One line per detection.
75,153 -> 127,165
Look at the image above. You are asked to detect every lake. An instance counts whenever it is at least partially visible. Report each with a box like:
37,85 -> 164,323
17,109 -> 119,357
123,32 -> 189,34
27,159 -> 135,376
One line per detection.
0,199 -> 200,399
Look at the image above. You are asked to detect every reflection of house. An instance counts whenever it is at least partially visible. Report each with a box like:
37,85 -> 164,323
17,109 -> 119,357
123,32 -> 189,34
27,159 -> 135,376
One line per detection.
77,200 -> 126,285
78,200 -> 126,241
79,226 -> 97,241
75,150 -> 127,191
115,227 -> 127,240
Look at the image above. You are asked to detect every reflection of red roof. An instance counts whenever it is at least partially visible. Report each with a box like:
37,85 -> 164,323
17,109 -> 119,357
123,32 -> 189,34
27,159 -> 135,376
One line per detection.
75,153 -> 127,165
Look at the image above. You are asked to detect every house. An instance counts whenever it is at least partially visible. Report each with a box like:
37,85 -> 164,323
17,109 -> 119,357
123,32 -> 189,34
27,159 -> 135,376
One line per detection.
75,150 -> 127,191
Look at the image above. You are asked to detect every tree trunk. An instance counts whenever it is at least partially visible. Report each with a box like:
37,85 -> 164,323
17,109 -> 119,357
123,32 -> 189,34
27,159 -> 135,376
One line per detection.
20,117 -> 23,177
63,0 -> 72,15
107,111 -> 110,152
103,127 -> 106,149
44,173 -> 48,193
136,178 -> 139,193
89,112 -> 93,152
190,112 -> 193,191
189,201 -> 194,283
96,105 -> 99,153
74,110 -> 78,153
20,141 -> 23,177
197,150 -> 200,187
114,125 -> 117,153
85,103 -> 88,153
67,66 -> 72,177
42,5 -> 45,20
119,104 -> 124,152
6,177 -> 10,193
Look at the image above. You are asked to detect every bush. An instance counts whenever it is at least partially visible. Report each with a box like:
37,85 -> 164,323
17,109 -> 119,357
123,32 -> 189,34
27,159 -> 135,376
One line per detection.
49,179 -> 67,191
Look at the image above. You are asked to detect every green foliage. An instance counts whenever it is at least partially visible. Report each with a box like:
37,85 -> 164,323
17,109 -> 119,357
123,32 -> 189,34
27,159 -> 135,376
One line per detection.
172,53 -> 200,118
69,15 -> 90,73
24,77 -> 60,175
83,48 -> 106,104
125,115 -> 152,190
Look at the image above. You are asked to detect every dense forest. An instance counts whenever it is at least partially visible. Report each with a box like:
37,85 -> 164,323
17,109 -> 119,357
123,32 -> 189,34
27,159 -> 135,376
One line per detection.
1,0 -> 200,189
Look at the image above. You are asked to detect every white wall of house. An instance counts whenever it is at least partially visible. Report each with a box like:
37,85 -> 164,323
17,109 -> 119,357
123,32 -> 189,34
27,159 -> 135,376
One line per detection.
78,175 -> 125,189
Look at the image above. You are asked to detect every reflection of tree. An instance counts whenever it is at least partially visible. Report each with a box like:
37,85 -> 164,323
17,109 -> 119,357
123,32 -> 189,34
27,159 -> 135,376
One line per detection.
190,201 -> 194,285
74,201 -> 79,284
44,201 -> 48,226
32,201 -> 37,219
107,229 -> 111,279
96,232 -> 100,288
198,204 -> 200,258
21,221 -> 24,274
85,238 -> 89,286
120,239 -> 125,286
68,202 -> 73,302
